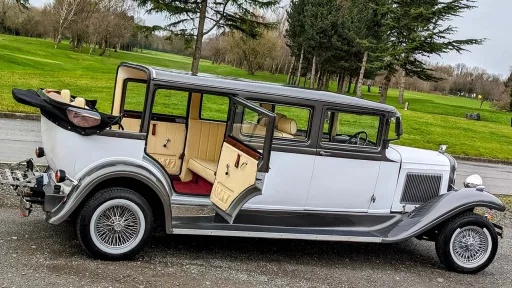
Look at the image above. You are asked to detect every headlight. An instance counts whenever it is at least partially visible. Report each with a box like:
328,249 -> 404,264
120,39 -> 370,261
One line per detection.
464,174 -> 483,188
66,107 -> 101,128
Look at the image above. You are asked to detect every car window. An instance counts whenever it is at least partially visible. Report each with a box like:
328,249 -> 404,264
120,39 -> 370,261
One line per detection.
248,102 -> 311,140
323,110 -> 381,148
124,81 -> 147,112
152,89 -> 189,117
201,94 -> 229,122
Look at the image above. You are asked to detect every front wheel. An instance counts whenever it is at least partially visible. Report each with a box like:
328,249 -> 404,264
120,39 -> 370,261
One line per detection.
435,212 -> 498,274
76,187 -> 153,260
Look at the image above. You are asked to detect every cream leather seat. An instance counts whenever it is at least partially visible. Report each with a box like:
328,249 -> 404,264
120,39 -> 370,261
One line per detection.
188,158 -> 218,183
276,117 -> 297,138
180,119 -> 226,183
71,97 -> 86,108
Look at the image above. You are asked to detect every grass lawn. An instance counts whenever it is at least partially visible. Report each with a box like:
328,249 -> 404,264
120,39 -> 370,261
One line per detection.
1,34 -> 512,160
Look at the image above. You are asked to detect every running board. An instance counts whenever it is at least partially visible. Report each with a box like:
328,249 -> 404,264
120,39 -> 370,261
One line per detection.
172,228 -> 383,243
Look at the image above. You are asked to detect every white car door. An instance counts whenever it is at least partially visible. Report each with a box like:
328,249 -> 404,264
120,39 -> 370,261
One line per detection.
305,108 -> 386,213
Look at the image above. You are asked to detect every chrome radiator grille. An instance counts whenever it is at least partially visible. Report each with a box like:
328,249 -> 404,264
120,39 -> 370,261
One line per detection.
400,173 -> 442,205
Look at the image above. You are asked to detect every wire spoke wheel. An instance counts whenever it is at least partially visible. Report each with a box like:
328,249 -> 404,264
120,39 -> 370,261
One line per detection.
90,199 -> 145,254
450,226 -> 492,269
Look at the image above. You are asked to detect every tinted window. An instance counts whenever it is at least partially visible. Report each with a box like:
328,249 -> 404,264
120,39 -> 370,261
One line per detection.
124,81 -> 147,112
152,89 -> 189,117
201,94 -> 229,121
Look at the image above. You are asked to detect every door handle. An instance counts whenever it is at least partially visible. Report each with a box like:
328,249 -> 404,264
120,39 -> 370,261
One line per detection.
319,151 -> 331,156
163,138 -> 171,148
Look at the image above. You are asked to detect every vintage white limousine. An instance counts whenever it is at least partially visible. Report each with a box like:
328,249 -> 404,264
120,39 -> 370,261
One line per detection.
2,62 -> 505,274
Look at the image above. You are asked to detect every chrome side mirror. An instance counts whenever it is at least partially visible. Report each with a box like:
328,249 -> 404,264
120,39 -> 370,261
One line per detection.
464,174 -> 483,188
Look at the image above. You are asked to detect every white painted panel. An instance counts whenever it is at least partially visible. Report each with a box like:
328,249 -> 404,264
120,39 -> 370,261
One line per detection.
245,151 -> 315,210
305,157 -> 380,212
41,117 -> 145,178
390,166 -> 450,213
367,161 -> 400,213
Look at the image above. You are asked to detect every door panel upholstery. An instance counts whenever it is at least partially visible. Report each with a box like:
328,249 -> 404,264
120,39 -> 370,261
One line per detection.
120,118 -> 141,132
210,142 -> 258,211
147,121 -> 186,175
180,119 -> 226,182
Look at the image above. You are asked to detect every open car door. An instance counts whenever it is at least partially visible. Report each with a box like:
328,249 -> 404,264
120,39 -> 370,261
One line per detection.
210,97 -> 276,224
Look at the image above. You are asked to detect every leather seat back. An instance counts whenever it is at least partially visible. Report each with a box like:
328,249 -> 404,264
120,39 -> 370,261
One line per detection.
277,117 -> 297,136
180,119 -> 226,182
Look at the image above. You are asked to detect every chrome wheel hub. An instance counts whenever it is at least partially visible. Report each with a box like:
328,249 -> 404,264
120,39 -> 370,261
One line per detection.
450,226 -> 492,268
90,199 -> 145,254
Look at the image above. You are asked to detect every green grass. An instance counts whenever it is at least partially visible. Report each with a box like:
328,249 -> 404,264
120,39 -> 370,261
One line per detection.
1,34 -> 512,160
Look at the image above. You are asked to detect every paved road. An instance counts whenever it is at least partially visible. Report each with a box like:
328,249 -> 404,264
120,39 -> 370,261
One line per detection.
0,203 -> 511,288
1,118 -> 511,194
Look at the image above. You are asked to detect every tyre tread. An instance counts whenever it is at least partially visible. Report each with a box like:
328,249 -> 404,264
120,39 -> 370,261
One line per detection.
435,211 -> 498,274
76,187 -> 153,260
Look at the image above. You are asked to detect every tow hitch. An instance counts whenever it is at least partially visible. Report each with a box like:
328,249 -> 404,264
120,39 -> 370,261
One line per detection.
0,159 -> 45,217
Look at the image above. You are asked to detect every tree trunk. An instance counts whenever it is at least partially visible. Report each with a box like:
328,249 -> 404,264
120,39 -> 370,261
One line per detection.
356,51 -> 368,98
310,55 -> 317,89
398,69 -> 406,104
352,76 -> 359,94
317,69 -> 323,90
89,41 -> 95,55
295,47 -> 304,86
286,57 -> 295,85
191,0 -> 208,75
346,77 -> 353,94
324,72 -> 330,90
99,40 -> 107,56
337,72 -> 345,93
381,72 -> 392,104
54,29 -> 62,49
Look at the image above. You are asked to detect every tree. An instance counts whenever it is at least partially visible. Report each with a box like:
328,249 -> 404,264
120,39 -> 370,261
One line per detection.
377,0 -> 484,104
286,0 -> 346,89
345,0 -> 386,98
227,30 -> 278,75
505,68 -> 512,112
53,0 -> 82,48
135,0 -> 279,75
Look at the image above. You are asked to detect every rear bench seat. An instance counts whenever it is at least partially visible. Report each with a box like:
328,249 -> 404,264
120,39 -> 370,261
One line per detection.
183,115 -> 298,184
179,120 -> 226,183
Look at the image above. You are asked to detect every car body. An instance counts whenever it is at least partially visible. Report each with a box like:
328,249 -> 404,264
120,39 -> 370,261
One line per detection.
2,62 -> 505,273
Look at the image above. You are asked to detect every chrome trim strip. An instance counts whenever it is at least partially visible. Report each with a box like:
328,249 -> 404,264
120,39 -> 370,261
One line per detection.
171,229 -> 383,242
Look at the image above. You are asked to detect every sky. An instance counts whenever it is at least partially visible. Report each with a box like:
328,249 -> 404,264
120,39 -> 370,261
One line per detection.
30,0 -> 512,77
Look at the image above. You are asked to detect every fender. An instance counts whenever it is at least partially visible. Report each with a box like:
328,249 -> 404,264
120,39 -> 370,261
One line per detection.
47,157 -> 174,232
380,188 -> 505,243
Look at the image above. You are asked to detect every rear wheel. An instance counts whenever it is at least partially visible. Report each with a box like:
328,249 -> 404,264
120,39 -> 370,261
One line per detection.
435,212 -> 498,274
76,187 -> 153,260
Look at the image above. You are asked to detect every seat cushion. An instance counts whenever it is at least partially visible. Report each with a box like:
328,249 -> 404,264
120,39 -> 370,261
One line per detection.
188,158 -> 218,183
277,117 -> 297,136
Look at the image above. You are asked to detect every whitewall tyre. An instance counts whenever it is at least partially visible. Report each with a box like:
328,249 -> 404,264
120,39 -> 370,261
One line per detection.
435,212 -> 498,274
76,187 -> 153,260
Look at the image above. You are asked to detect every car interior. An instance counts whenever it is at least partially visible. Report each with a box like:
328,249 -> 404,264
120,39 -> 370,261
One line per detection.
105,65 -> 311,197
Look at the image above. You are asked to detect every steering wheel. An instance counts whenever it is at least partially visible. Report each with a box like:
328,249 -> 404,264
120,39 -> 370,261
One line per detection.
346,131 -> 369,146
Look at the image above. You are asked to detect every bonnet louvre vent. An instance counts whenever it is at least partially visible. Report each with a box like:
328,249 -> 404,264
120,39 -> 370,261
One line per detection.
400,173 -> 442,205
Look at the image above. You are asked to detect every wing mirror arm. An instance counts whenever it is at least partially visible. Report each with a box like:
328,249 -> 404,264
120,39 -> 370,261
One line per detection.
385,116 -> 403,143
